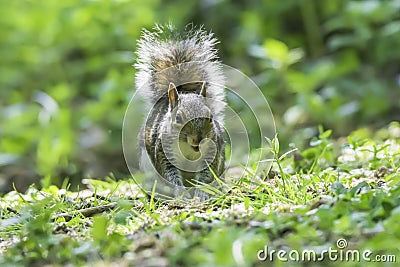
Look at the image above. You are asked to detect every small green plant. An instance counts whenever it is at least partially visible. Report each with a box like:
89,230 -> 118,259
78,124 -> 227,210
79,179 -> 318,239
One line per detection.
1,123 -> 399,266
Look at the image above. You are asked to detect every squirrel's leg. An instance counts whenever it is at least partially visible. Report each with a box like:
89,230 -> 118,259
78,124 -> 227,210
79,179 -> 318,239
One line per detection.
193,169 -> 214,201
165,163 -> 191,200
193,188 -> 210,201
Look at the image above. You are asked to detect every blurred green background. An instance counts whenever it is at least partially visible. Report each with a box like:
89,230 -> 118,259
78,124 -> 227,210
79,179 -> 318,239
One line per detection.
0,0 -> 399,192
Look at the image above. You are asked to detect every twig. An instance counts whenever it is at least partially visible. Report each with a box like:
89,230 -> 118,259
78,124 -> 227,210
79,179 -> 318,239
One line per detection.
52,202 -> 118,221
6,207 -> 19,215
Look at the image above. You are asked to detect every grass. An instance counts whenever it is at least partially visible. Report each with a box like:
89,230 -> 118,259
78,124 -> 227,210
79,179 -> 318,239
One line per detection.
1,122 -> 400,266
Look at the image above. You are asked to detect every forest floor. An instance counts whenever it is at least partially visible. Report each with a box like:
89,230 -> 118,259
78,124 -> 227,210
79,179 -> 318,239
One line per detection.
1,122 -> 400,267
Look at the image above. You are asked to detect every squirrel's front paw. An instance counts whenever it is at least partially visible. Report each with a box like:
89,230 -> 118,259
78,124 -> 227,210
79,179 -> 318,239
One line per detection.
173,186 -> 191,200
193,188 -> 210,201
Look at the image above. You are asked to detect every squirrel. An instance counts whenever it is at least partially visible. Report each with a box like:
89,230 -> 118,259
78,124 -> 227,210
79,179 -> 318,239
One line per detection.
135,24 -> 225,200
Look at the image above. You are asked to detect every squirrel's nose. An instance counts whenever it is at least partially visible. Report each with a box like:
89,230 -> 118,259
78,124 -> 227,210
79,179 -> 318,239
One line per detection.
188,136 -> 201,152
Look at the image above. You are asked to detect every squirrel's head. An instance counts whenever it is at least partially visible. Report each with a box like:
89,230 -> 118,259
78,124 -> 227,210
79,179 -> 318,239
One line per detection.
168,82 -> 216,153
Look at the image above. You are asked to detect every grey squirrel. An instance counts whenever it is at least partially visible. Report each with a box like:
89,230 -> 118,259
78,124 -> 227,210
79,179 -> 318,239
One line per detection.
135,24 -> 225,200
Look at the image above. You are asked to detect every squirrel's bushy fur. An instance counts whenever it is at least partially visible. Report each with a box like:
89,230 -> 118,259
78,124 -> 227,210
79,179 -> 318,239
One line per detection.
135,24 -> 225,200
135,24 -> 225,118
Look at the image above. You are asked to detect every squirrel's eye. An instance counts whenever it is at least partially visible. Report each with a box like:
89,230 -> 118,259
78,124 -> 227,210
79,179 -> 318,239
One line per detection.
175,113 -> 183,124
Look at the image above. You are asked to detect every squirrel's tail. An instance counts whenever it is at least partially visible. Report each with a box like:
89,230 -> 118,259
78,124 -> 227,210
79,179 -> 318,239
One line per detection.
134,24 -> 225,105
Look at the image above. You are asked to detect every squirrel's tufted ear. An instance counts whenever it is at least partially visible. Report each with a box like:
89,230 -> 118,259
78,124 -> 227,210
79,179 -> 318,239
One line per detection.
168,82 -> 179,110
200,81 -> 206,97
